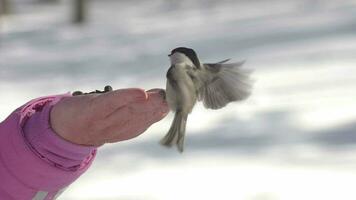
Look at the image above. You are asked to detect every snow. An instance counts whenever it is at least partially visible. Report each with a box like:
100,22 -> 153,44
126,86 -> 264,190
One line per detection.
1,0 -> 356,199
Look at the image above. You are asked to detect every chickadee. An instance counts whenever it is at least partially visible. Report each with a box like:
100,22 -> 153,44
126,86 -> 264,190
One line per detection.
160,47 -> 253,152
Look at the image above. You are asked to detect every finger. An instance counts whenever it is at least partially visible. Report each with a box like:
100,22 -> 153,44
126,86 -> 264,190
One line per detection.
91,88 -> 148,117
99,98 -> 168,143
131,89 -> 168,113
99,89 -> 169,142
105,106 -> 169,142
147,88 -> 166,99
104,88 -> 167,121
100,112 -> 147,143
109,126 -> 149,143
110,121 -> 149,142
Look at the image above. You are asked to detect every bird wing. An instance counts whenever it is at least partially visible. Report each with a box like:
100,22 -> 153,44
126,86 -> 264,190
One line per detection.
197,60 -> 253,109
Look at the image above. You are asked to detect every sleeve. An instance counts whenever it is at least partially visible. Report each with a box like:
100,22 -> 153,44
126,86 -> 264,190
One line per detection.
0,94 -> 97,200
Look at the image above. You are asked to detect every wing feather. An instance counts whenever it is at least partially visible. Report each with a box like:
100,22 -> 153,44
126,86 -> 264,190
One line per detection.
198,60 -> 253,109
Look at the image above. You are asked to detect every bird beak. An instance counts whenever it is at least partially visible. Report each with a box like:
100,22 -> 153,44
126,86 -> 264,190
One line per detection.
168,54 -> 172,57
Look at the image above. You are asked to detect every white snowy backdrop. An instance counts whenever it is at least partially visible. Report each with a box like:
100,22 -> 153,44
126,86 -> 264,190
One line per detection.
1,0 -> 356,199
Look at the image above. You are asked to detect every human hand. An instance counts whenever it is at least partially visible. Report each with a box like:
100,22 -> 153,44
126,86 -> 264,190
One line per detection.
50,88 -> 169,146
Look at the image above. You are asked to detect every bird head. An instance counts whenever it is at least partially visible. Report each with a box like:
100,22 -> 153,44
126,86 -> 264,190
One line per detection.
168,47 -> 201,68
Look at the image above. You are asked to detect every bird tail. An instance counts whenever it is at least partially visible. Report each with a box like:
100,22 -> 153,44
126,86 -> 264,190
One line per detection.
160,110 -> 188,152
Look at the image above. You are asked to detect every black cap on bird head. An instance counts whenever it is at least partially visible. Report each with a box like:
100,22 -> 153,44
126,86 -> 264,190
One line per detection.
170,47 -> 201,68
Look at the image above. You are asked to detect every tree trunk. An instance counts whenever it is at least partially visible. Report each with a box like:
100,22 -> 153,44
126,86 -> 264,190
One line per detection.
72,0 -> 86,24
0,0 -> 11,15
38,0 -> 59,3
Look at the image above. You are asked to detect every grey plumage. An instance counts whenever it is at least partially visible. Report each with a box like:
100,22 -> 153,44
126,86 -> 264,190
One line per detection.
199,60 -> 252,109
160,110 -> 187,152
160,47 -> 253,152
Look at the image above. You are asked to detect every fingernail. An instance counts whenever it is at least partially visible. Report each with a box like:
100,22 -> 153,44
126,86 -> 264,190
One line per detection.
135,94 -> 148,101
146,89 -> 166,100
133,89 -> 148,101
158,90 -> 166,100
146,89 -> 156,93
146,88 -> 162,93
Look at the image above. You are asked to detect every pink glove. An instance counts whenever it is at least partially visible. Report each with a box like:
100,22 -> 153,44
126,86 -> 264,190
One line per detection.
50,88 -> 169,146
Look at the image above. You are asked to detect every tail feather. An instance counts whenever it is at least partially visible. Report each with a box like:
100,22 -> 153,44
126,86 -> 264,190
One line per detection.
177,114 -> 187,152
160,111 -> 188,152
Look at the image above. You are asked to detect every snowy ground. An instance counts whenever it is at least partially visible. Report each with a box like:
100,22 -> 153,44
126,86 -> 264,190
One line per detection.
1,0 -> 356,199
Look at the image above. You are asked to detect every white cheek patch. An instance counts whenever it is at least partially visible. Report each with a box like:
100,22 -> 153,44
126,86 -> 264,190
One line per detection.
170,52 -> 194,66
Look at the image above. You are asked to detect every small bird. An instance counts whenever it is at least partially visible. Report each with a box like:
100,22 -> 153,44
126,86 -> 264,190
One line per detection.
160,47 -> 253,152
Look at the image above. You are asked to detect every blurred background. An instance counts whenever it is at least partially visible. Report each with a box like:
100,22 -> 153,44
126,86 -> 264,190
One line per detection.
1,0 -> 356,199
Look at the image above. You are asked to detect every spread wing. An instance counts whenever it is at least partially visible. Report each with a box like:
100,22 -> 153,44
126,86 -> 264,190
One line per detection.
197,60 -> 253,109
